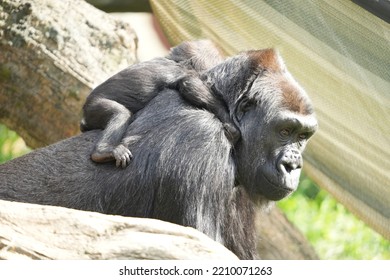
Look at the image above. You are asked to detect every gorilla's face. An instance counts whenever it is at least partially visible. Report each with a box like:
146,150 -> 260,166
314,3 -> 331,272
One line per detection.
236,110 -> 317,201
234,68 -> 317,202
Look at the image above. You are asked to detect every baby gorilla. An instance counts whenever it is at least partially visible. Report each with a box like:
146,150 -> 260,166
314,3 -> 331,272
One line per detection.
80,40 -> 240,168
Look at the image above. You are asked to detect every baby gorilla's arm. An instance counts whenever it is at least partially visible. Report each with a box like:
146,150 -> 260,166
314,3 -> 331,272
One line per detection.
177,72 -> 240,144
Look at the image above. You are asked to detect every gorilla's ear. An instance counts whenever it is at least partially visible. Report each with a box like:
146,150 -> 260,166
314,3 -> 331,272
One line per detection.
234,48 -> 284,124
234,95 -> 255,123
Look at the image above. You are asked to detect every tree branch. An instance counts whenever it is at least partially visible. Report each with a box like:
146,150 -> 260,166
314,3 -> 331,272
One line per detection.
0,0 -> 137,148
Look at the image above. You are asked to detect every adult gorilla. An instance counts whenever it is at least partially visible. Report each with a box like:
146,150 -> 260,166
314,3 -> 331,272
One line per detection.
0,49 -> 317,259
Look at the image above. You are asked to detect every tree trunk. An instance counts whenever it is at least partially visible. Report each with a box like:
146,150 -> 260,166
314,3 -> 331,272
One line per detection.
0,0 -> 318,260
0,0 -> 137,148
256,209 -> 318,259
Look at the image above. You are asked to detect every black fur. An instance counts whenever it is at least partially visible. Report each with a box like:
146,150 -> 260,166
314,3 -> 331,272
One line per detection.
0,91 -> 256,259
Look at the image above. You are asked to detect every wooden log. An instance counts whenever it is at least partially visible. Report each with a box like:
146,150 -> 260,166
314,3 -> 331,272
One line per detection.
0,199 -> 238,260
256,208 -> 318,260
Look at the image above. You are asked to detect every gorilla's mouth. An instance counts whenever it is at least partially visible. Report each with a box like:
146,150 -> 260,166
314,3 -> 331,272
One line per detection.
260,173 -> 295,201
275,158 -> 301,192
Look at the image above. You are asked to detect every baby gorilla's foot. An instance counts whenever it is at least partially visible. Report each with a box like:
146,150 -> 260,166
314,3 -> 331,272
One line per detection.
112,144 -> 133,168
91,150 -> 114,163
90,144 -> 133,168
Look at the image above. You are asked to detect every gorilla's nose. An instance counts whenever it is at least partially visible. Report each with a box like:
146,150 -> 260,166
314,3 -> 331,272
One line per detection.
278,149 -> 302,174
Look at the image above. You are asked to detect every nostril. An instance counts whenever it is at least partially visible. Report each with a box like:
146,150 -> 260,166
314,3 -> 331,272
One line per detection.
283,162 -> 293,173
280,160 -> 301,174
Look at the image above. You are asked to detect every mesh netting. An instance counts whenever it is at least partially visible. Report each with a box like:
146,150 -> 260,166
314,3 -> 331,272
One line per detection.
150,0 -> 390,238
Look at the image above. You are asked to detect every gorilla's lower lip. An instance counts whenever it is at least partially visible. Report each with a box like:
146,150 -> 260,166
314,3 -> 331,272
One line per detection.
258,175 -> 294,201
263,174 -> 294,192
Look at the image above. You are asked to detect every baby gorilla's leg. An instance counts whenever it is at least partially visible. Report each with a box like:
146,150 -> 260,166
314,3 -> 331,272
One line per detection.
86,99 -> 133,167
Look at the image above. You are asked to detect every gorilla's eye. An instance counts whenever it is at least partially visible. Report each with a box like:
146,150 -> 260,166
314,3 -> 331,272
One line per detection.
280,128 -> 291,137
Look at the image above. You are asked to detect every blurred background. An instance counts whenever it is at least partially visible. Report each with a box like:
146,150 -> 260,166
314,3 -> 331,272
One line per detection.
1,0 -> 389,259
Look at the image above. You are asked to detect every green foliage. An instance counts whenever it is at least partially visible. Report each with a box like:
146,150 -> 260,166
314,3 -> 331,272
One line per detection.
0,124 -> 388,259
0,124 -> 30,164
278,174 -> 390,259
